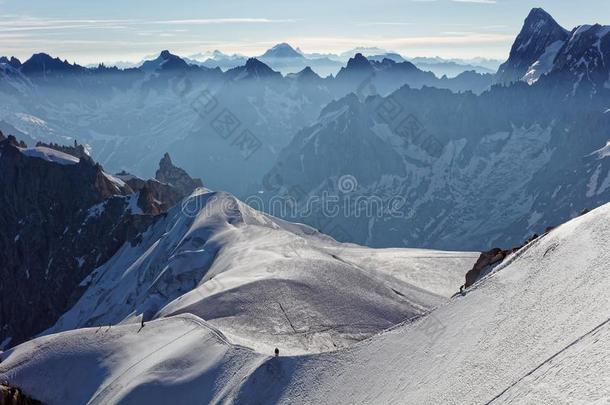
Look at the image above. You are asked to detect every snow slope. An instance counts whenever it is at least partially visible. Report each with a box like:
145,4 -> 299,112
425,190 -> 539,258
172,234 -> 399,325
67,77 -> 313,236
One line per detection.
43,189 -> 476,355
1,196 -> 609,404
0,315 -> 267,405
236,201 -> 610,404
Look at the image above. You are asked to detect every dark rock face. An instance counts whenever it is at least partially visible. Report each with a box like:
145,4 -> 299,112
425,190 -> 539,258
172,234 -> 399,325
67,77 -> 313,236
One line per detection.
545,24 -> 610,95
496,8 -> 610,98
496,8 -> 569,84
225,58 -> 283,81
155,153 -> 203,197
0,138 -> 156,348
135,180 -> 183,216
0,141 -> 206,348
464,248 -> 510,288
20,53 -> 85,77
464,231 -> 548,288
0,384 -> 42,405
140,50 -> 190,73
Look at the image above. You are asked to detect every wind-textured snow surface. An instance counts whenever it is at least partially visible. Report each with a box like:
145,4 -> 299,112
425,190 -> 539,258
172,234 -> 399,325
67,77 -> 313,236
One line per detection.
236,202 -> 610,404
43,189 -> 476,355
1,194 -> 609,404
0,315 -> 267,405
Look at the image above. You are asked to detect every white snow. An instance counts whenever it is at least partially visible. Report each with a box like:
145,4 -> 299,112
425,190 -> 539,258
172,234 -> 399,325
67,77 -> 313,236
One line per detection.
43,189 -> 476,356
523,40 -> 565,84
126,193 -> 143,215
84,201 -> 107,221
19,146 -> 79,165
237,202 -> 610,404
591,140 -> 610,159
586,164 -> 602,197
102,171 -> 126,191
527,210 -> 543,228
2,199 -> 610,404
598,169 -> 610,195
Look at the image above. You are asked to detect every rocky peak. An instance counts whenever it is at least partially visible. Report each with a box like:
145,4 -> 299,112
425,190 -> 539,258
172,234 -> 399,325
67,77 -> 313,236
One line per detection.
155,153 -> 203,196
244,58 -> 280,77
346,53 -> 373,71
546,24 -> 610,95
288,66 -> 321,82
140,50 -> 189,72
335,53 -> 375,83
21,53 -> 83,76
496,8 -> 569,84
0,136 -> 155,347
226,58 -> 282,81
9,57 -> 22,69
261,43 -> 304,59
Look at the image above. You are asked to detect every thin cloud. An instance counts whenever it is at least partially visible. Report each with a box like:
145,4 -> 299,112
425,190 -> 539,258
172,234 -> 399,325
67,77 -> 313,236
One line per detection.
152,18 -> 294,25
451,0 -> 497,4
358,22 -> 414,27
0,16 -> 294,33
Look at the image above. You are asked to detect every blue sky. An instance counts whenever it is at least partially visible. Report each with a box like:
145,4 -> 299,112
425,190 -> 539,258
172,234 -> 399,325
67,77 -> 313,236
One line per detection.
0,0 -> 608,64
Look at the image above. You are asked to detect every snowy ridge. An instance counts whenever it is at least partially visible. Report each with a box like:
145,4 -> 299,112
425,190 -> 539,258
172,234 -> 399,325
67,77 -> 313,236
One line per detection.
1,314 -> 267,405
2,195 -> 609,404
19,146 -> 80,165
235,201 -> 610,404
43,188 -> 476,355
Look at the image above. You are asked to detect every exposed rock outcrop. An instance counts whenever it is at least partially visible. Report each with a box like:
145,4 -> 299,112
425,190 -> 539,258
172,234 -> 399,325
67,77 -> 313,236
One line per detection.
0,137 -> 157,347
464,247 -> 514,288
155,153 -> 203,197
0,384 -> 42,405
464,230 -> 551,288
119,153 -> 204,215
35,140 -> 90,161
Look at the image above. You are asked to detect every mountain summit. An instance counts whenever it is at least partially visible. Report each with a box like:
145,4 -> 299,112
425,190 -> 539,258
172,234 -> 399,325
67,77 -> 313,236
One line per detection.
225,57 -> 282,80
496,8 -> 610,95
140,50 -> 189,72
261,43 -> 304,59
21,53 -> 84,75
496,8 -> 569,84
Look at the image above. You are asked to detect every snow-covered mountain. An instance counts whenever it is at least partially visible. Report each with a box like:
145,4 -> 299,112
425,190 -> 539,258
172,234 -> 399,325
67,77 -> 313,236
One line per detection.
497,8 -> 570,85
0,51 -> 491,199
497,7 -> 610,96
185,44 -> 343,76
260,68 -> 610,250
2,194 -> 609,404
184,44 -> 496,78
41,188 -> 475,355
336,49 -> 499,77
0,134 -> 203,348
260,43 -> 304,59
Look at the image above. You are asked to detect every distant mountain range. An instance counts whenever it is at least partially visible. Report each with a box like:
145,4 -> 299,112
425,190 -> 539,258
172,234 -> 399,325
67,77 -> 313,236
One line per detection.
85,43 -> 501,78
259,8 -> 610,250
186,44 -> 501,78
0,47 -> 493,199
1,7 -> 607,253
